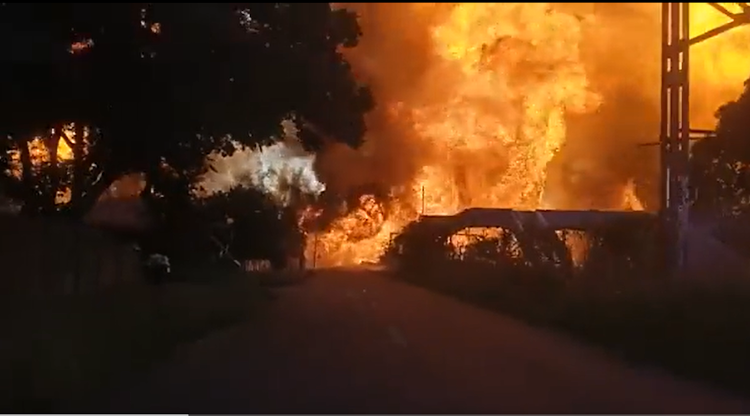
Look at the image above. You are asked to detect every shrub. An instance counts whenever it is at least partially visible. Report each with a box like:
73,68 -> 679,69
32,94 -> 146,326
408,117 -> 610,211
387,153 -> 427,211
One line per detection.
385,216 -> 750,395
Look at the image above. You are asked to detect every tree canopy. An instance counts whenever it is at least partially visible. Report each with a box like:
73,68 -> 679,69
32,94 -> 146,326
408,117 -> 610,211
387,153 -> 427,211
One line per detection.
692,78 -> 750,214
0,3 -> 372,217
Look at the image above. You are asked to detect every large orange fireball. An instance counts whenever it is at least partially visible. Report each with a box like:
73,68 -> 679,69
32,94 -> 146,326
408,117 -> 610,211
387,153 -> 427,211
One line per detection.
305,3 -> 750,267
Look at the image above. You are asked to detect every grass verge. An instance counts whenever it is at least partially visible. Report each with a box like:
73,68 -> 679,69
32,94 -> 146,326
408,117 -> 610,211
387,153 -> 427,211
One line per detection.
0,273 -> 268,412
396,260 -> 750,397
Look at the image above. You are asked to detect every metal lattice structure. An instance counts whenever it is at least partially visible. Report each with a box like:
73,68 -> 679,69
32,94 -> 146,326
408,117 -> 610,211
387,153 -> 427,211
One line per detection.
660,2 -> 750,275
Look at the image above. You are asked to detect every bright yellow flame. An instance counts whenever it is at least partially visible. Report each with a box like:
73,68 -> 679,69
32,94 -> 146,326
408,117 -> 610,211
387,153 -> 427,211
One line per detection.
9,128 -> 75,168
690,3 -> 750,127
309,3 -> 750,267
622,179 -> 644,212
312,3 -> 603,266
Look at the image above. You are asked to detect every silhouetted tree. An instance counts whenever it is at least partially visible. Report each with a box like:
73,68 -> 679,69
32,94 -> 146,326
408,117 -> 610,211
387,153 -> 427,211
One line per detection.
692,77 -> 750,214
0,4 -> 84,213
0,3 -> 372,218
195,187 -> 290,267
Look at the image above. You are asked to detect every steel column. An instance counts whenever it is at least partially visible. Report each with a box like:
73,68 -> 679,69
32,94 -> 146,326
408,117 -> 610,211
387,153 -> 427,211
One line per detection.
659,2 -> 750,276
660,3 -> 691,275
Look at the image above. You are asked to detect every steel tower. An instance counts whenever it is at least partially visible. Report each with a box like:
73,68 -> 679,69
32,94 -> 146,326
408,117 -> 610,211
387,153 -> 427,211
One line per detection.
660,2 -> 750,275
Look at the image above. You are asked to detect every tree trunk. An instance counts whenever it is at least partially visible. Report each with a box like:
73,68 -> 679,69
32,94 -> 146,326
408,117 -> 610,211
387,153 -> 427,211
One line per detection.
18,139 -> 38,214
70,123 -> 86,206
42,124 -> 63,213
62,123 -> 117,220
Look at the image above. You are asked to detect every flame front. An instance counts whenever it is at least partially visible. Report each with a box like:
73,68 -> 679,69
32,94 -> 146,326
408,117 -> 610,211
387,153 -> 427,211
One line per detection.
312,3 -> 600,266
308,3 -> 750,268
415,3 -> 600,210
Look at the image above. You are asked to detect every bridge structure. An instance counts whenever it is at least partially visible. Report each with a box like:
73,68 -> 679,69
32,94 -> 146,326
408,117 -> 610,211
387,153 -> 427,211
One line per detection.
398,3 -> 750,276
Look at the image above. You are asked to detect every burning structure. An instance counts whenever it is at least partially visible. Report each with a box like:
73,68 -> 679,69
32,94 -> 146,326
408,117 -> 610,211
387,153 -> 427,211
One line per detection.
201,3 -> 750,270
3,4 -> 749,272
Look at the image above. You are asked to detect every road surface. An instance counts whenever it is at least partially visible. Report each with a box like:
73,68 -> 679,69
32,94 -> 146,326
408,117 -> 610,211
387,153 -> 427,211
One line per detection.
94,268 -> 750,413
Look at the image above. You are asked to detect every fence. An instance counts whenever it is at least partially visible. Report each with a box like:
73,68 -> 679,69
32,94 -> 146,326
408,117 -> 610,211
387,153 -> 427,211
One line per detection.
0,214 -> 142,298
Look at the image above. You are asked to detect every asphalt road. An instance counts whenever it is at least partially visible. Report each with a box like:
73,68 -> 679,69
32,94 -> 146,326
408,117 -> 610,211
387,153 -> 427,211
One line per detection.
96,268 -> 750,413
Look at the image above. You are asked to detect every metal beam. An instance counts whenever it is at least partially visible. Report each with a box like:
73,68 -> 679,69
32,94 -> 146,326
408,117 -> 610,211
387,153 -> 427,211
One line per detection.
660,2 -> 750,277
690,19 -> 748,45
707,3 -> 737,19
691,3 -> 750,45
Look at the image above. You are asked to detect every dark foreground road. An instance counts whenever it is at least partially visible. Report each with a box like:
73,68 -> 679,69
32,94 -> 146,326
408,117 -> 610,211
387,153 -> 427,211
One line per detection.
94,269 -> 750,413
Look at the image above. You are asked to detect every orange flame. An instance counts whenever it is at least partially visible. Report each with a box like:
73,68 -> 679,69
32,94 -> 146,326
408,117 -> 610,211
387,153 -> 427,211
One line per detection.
306,3 -> 750,268
7,126 -> 84,204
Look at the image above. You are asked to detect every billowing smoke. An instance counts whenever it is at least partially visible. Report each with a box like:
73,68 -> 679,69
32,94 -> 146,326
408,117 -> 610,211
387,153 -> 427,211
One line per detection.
319,3 -> 750,213
200,119 -> 325,206
197,4 -> 750,266
308,3 -> 750,266
545,3 -> 750,210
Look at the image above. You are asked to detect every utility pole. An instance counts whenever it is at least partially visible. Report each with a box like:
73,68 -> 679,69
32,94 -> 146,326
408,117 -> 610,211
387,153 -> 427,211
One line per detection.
660,2 -> 750,276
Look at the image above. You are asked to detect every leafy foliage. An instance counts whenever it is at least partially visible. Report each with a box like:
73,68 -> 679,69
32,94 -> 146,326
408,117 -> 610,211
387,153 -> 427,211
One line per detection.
0,3 -> 372,217
194,186 -> 304,268
692,78 -> 750,214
